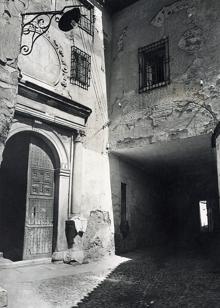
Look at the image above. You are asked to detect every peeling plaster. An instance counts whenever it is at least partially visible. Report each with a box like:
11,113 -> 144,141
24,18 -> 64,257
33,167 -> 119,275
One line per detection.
178,26 -> 203,53
151,0 -> 192,28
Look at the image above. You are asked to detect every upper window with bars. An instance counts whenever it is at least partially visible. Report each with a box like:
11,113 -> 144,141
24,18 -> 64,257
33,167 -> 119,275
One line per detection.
79,4 -> 94,35
71,0 -> 94,35
138,37 -> 170,93
70,46 -> 91,90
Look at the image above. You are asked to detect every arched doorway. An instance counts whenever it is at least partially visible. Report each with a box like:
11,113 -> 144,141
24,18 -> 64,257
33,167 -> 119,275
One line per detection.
0,131 -> 58,261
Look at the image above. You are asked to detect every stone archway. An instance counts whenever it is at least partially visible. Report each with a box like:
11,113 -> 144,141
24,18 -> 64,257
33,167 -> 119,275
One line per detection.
0,123 -> 71,261
0,131 -> 58,260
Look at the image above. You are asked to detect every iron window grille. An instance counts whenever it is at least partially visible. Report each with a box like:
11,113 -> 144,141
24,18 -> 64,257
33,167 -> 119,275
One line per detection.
79,5 -> 94,35
70,46 -> 91,90
138,37 -> 170,93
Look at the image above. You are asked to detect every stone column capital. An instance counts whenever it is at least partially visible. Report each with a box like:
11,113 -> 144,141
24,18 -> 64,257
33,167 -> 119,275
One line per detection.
75,130 -> 86,143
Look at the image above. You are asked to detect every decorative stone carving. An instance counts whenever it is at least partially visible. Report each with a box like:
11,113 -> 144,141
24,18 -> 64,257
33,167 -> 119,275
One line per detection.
19,33 -> 68,89
52,39 -> 68,88
75,130 -> 86,143
14,0 -> 30,12
178,27 -> 203,53
151,0 -> 190,27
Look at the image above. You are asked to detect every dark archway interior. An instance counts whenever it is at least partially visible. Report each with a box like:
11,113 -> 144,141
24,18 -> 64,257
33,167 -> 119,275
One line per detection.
0,132 -> 30,261
112,134 -> 220,252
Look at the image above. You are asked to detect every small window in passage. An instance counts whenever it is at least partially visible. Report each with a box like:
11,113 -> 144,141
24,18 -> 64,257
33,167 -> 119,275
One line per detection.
199,201 -> 208,230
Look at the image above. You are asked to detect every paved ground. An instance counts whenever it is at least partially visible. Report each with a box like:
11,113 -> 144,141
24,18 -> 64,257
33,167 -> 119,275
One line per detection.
1,246 -> 220,307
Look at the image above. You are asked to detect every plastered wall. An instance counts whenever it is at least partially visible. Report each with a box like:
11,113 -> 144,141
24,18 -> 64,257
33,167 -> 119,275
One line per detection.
109,154 -> 166,252
18,0 -> 109,154
109,0 -> 220,150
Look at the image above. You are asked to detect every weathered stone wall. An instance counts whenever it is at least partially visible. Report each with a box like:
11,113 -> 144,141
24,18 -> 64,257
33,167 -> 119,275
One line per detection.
56,149 -> 115,263
109,0 -> 220,150
109,154 -> 166,252
54,209 -> 114,264
0,1 -> 25,162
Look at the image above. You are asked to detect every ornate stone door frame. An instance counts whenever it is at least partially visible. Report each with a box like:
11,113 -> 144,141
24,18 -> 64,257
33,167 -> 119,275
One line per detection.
7,120 -> 71,254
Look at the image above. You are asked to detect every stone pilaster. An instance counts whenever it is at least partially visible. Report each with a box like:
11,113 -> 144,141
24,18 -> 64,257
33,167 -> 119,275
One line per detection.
71,130 -> 85,215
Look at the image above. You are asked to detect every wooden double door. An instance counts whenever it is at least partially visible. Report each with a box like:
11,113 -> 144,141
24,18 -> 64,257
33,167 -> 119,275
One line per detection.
23,135 -> 55,260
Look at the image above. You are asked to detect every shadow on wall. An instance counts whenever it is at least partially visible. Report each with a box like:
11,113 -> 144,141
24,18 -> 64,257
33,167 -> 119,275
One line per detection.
108,154 -> 170,255
73,245 -> 220,307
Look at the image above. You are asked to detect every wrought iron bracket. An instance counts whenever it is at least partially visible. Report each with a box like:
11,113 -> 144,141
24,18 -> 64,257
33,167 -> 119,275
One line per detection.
20,5 -> 83,56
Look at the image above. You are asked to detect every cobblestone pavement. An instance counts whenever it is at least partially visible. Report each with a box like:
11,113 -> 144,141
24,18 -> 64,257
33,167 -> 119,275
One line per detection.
1,246 -> 220,307
76,247 -> 220,308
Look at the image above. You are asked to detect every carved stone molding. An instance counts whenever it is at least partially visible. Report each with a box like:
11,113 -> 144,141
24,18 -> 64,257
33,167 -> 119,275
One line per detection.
75,130 -> 86,143
44,32 -> 68,88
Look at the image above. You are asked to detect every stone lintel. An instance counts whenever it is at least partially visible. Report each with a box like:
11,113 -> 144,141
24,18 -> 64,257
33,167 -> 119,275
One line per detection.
18,80 -> 92,121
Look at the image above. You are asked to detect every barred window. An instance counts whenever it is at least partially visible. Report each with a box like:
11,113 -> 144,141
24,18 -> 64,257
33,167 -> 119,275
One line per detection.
78,4 -> 94,35
70,46 -> 91,90
138,37 -> 170,93
71,0 -> 94,35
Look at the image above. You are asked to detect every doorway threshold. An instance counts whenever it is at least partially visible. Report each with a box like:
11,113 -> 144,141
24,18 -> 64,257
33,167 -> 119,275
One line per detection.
0,257 -> 51,269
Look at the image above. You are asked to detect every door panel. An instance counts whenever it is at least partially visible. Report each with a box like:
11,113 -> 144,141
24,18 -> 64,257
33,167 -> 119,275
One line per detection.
23,136 -> 55,260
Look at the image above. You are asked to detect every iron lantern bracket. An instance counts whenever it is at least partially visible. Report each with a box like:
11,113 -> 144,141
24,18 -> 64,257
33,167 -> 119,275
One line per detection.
20,5 -> 83,56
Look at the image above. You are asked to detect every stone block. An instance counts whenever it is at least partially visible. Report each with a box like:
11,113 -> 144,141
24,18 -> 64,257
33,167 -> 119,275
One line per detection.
83,210 -> 114,261
0,287 -> 7,307
52,251 -> 64,262
64,248 -> 84,264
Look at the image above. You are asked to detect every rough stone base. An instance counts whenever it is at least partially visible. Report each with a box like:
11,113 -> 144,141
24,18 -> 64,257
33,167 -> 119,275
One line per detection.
52,210 -> 115,264
0,287 -> 7,307
83,210 -> 115,262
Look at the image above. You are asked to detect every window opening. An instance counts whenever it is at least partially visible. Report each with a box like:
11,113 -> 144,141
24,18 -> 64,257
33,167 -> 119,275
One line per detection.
121,183 -> 127,224
138,37 -> 170,93
72,0 -> 94,35
199,201 -> 208,230
120,182 -> 129,238
78,4 -> 94,35
199,200 -> 213,232
70,46 -> 91,90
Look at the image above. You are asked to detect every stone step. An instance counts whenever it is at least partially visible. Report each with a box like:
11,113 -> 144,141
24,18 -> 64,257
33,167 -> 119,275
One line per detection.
0,257 -> 51,269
